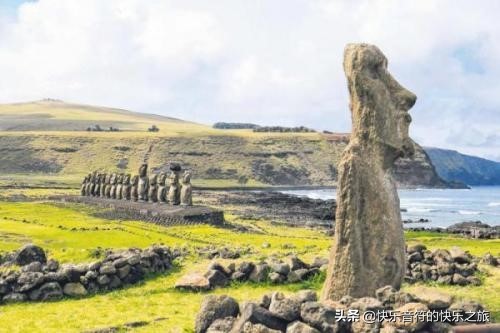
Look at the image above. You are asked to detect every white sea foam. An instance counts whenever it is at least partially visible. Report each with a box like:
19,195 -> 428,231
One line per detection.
488,202 -> 500,207
458,210 -> 481,215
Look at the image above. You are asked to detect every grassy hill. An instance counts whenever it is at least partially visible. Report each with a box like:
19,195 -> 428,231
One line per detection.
426,147 -> 500,186
0,100 -> 447,188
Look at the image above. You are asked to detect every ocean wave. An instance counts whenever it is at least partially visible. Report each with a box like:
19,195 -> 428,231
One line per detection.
406,207 -> 437,213
488,202 -> 500,207
458,210 -> 481,215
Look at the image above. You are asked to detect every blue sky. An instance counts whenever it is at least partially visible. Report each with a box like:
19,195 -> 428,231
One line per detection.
0,0 -> 499,161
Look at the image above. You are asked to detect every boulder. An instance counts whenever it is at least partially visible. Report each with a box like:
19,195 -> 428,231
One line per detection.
288,256 -> 308,271
3,292 -> 28,303
22,261 -> 43,273
310,257 -> 328,268
175,273 -> 210,291
231,271 -> 247,282
295,290 -> 317,303
15,244 -> 47,266
452,273 -> 468,286
117,264 -> 131,279
416,290 -> 453,310
407,244 -> 426,253
231,302 -> 288,332
241,322 -> 281,333
268,272 -> 285,284
206,317 -> 236,333
195,295 -> 239,333
17,272 -> 45,292
238,262 -> 255,276
29,282 -> 63,301
350,297 -> 384,312
286,271 -> 301,283
269,262 -> 290,276
63,282 -> 87,297
300,302 -> 337,332
205,269 -> 229,288
481,253 -> 498,266
449,247 -> 470,264
44,259 -> 60,272
286,321 -> 319,333
249,264 -> 269,283
100,263 -> 117,275
268,292 -> 301,321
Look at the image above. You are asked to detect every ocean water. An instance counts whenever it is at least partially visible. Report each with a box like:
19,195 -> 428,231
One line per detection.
281,186 -> 500,228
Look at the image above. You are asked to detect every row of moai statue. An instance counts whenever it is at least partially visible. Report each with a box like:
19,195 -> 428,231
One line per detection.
80,163 -> 192,206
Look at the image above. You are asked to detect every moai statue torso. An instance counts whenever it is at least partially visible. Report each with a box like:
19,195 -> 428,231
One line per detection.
80,175 -> 89,196
121,174 -> 131,200
110,173 -> 118,199
95,174 -> 102,197
137,164 -> 149,202
180,171 -> 193,206
116,174 -> 124,200
148,174 -> 158,203
167,171 -> 181,205
157,173 -> 167,203
85,173 -> 93,196
322,44 -> 416,301
130,175 -> 139,202
104,174 -> 112,198
99,174 -> 107,197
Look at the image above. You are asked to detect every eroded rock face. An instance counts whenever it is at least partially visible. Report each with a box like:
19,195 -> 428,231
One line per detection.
323,44 -> 416,300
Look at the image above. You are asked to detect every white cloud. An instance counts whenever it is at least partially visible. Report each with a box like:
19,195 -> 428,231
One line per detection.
0,0 -> 499,160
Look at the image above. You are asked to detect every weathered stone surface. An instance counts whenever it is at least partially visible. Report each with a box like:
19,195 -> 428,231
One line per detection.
268,292 -> 300,322
181,171 -> 193,206
323,43 -> 415,300
286,321 -> 319,333
195,295 -> 239,333
29,282 -> 63,301
241,322 -> 281,333
249,264 -> 269,283
205,269 -> 229,288
63,282 -> 88,297
231,302 -> 288,332
15,244 -> 47,266
175,273 -> 210,291
300,302 -> 337,332
417,290 -> 453,310
206,317 -> 236,333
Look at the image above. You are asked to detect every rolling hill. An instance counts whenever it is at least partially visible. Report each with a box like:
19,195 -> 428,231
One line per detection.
425,147 -> 500,185
0,100 -> 450,189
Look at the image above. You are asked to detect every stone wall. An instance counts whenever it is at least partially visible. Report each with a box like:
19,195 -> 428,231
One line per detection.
0,244 -> 177,304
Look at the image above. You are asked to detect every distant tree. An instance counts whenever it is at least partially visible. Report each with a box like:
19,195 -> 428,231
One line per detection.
213,122 -> 260,129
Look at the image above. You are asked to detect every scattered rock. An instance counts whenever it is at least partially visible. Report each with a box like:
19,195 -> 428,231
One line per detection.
175,273 -> 210,291
63,282 -> 87,297
195,295 -> 239,333
15,244 -> 47,266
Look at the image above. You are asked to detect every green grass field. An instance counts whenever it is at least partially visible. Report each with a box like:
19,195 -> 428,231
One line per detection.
0,191 -> 498,332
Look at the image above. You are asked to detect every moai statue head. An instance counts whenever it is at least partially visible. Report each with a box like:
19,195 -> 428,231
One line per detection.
123,174 -> 131,185
104,173 -> 111,184
131,175 -> 139,186
110,173 -> 117,184
100,173 -> 107,184
117,174 -> 123,184
343,43 -> 416,164
182,171 -> 191,185
149,173 -> 158,185
169,171 -> 179,186
139,164 -> 148,178
158,172 -> 167,185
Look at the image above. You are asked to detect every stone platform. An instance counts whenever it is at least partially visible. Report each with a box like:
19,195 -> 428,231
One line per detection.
55,196 -> 224,227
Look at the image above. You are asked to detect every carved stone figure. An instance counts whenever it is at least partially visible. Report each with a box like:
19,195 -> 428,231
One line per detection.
85,173 -> 93,196
116,174 -> 124,200
131,175 -> 139,202
121,174 -> 131,200
157,173 -> 168,203
80,175 -> 89,196
148,174 -> 158,203
322,44 -> 416,301
167,171 -> 181,205
180,171 -> 193,206
93,173 -> 102,197
99,173 -> 107,197
138,164 -> 149,202
104,174 -> 112,198
109,173 -> 118,199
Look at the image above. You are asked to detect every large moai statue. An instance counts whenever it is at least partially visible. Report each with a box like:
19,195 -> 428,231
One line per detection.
80,175 -> 89,196
85,173 -> 93,196
167,163 -> 181,205
138,164 -> 149,202
109,173 -> 118,199
157,173 -> 168,203
322,44 -> 416,301
95,174 -> 102,197
121,174 -> 131,200
116,174 -> 124,200
131,175 -> 139,202
148,174 -> 159,203
180,171 -> 193,206
104,174 -> 112,198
